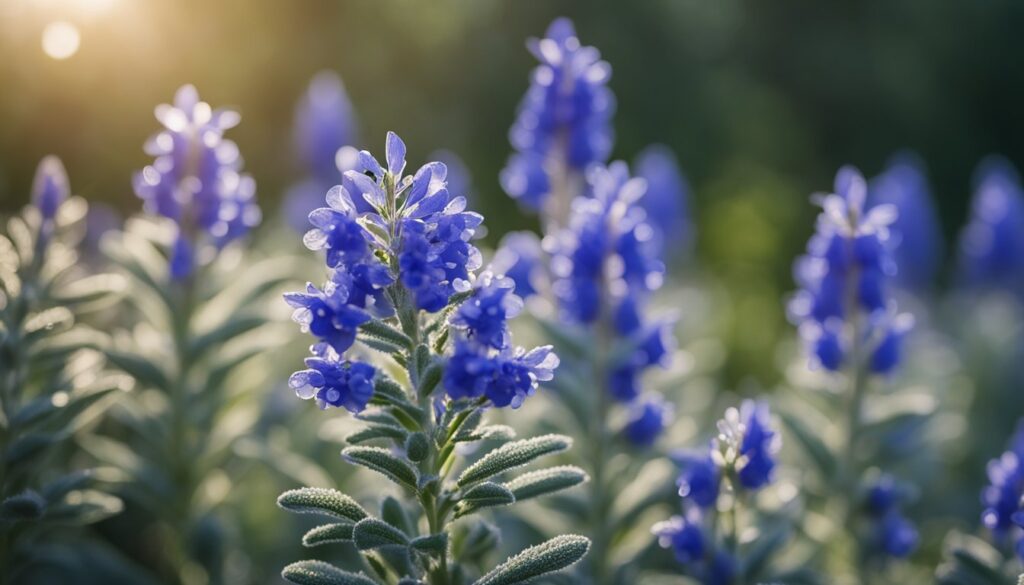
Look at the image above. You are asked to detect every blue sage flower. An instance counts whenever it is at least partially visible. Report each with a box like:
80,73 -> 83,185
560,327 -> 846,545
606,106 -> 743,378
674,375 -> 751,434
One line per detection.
289,357 -> 376,412
634,145 -> 692,260
624,395 -> 673,446
501,17 -> 614,212
674,449 -> 721,508
450,272 -> 523,350
868,153 -> 943,290
133,85 -> 261,277
653,507 -> 706,564
981,423 -> 1024,559
32,156 -> 69,224
789,166 -> 912,372
653,508 -> 738,585
863,473 -> 919,559
284,281 -> 374,356
715,400 -> 780,491
492,231 -> 544,299
957,156 -> 1024,296
443,342 -> 558,408
294,71 -> 357,182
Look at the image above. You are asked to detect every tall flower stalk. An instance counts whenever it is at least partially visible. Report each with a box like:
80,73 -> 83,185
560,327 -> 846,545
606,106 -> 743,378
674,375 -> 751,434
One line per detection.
653,401 -> 790,585
787,166 -> 919,580
500,18 -> 614,227
277,132 -> 589,585
0,158 -> 126,582
97,86 -> 290,583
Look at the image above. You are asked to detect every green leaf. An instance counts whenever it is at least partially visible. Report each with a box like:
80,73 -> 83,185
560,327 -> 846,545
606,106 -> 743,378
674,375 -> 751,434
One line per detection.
51,273 -> 127,307
410,533 -> 447,556
282,560 -> 379,585
342,447 -> 418,490
360,320 -> 414,351
346,425 -> 408,445
455,425 -> 517,443
10,384 -> 118,431
104,349 -> 170,392
353,517 -> 410,550
455,482 -> 516,518
778,410 -> 837,480
372,376 -> 410,404
457,435 -> 572,488
504,466 -> 588,502
302,523 -> 355,547
187,314 -> 265,361
4,432 -> 65,467
44,489 -> 124,525
359,335 -> 407,356
381,496 -> 414,536
418,362 -> 443,398
2,490 -> 46,520
277,488 -> 368,523
474,535 -> 590,585
404,432 -> 429,462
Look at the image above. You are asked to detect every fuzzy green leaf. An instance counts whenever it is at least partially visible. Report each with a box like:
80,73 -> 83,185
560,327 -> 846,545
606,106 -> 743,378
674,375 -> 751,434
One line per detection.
2,490 -> 46,520
381,496 -> 414,536
346,425 -> 408,445
104,349 -> 170,392
504,466 -> 588,502
457,435 -> 572,488
410,533 -> 447,556
277,488 -> 368,523
282,560 -> 379,585
187,315 -> 265,361
404,432 -> 429,462
302,523 -> 355,547
360,320 -> 414,351
778,410 -> 837,480
474,535 -> 590,585
455,425 -> 517,444
455,482 -> 516,518
342,447 -> 418,490
353,517 -> 410,550
418,362 -> 443,398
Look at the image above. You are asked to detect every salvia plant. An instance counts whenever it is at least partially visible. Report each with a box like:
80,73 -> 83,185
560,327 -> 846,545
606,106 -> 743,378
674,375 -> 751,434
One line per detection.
93,85 -> 297,582
783,166 -> 923,581
492,17 -> 688,585
651,400 -> 803,584
937,421 -> 1024,584
276,132 -> 590,585
0,158 -> 127,581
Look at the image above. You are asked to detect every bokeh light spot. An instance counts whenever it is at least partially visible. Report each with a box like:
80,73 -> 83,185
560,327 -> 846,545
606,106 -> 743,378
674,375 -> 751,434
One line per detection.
42,21 -> 81,60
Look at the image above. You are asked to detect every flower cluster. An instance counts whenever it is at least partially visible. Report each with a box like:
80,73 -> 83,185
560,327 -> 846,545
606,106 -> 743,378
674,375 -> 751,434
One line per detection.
981,422 -> 1024,558
789,166 -> 912,373
133,85 -> 261,279
868,153 -> 943,291
500,17 -> 615,212
655,401 -> 780,584
547,162 -> 674,439
287,132 -> 554,412
956,157 -> 1024,296
30,156 -> 70,248
444,272 -> 559,408
284,72 -> 360,232
862,474 -> 919,559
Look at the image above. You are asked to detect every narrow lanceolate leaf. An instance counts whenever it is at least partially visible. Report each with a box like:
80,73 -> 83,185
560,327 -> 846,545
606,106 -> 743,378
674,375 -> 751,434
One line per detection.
346,425 -> 408,445
410,533 -> 448,556
187,315 -> 265,361
277,488 -> 368,523
455,482 -> 515,518
360,320 -> 413,350
455,425 -> 517,444
474,535 -> 591,585
1,490 -> 46,520
353,517 -> 410,550
457,435 -> 572,488
282,560 -> 378,585
342,447 -> 418,490
778,410 -> 837,480
302,523 -> 355,547
404,432 -> 429,462
417,362 -> 442,398
504,466 -> 588,502
104,349 -> 170,391
372,376 -> 410,404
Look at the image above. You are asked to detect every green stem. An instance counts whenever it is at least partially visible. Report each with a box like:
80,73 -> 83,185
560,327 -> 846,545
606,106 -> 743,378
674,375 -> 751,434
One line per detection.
168,277 -> 197,582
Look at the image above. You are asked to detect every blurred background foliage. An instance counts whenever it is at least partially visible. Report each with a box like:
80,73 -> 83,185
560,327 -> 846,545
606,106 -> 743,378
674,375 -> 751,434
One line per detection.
4,0 -> 1024,386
